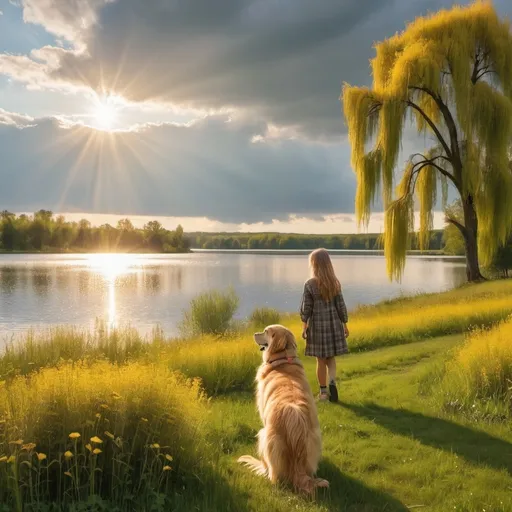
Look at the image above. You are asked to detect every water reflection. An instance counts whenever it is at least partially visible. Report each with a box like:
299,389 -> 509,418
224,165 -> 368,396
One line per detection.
0,267 -> 17,293
32,268 -> 52,296
0,253 -> 467,339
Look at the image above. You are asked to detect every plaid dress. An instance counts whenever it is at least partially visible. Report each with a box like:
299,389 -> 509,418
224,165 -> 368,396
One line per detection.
299,278 -> 349,358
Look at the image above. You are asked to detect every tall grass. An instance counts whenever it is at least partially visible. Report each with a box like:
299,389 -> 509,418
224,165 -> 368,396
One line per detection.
437,317 -> 512,420
179,288 -> 240,336
163,335 -> 260,395
0,361 -> 212,510
0,323 -> 153,380
345,295 -> 512,351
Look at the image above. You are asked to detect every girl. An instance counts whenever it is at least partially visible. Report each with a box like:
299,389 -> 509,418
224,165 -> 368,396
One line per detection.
300,248 -> 349,402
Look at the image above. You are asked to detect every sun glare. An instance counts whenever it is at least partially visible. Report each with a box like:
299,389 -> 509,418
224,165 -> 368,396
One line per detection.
91,96 -> 120,131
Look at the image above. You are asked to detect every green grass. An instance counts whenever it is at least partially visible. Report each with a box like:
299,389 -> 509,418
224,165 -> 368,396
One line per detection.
206,336 -> 512,512
1,280 -> 512,510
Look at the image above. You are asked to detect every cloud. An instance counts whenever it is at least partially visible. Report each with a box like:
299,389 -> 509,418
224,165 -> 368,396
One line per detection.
0,48 -> 88,94
0,113 -> 357,222
6,0 -> 493,140
0,107 -> 34,127
20,0 -> 111,49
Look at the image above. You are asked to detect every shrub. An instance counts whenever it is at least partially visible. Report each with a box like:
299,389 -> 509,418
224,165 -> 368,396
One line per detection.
179,288 -> 239,337
248,307 -> 281,329
438,317 -> 512,420
0,362 -> 210,510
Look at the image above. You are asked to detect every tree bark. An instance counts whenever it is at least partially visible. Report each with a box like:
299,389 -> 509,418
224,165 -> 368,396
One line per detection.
461,195 -> 485,282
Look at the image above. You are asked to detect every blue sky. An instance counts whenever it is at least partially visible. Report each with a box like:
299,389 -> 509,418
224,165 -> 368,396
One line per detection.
0,0 -> 511,233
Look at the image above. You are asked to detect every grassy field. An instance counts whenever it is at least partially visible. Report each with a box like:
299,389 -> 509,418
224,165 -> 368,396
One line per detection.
1,280 -> 512,510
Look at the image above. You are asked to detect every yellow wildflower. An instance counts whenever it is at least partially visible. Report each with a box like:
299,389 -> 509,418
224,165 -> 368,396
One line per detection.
100,404 -> 109,410
7,456 -> 15,463
90,436 -> 103,444
163,465 -> 172,471
165,454 -> 173,462
93,448 -> 102,455
9,439 -> 23,446
69,433 -> 81,440
150,443 -> 160,449
105,431 -> 115,440
95,413 -> 101,419
0,456 -> 7,463
64,471 -> 73,478
141,417 -> 148,423
22,443 -> 37,452
85,444 -> 92,452
64,451 -> 73,459
37,453 -> 47,462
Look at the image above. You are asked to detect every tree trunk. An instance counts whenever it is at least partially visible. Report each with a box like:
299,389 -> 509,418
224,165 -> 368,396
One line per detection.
462,195 -> 485,282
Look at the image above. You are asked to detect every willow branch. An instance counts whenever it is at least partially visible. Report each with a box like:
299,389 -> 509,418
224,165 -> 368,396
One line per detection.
406,99 -> 452,160
408,86 -> 462,175
445,215 -> 467,237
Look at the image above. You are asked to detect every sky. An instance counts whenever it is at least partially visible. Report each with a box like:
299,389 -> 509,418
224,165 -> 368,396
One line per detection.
1,0 -> 511,234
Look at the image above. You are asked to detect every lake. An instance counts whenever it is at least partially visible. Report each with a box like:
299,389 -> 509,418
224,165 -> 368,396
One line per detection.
0,252 -> 467,342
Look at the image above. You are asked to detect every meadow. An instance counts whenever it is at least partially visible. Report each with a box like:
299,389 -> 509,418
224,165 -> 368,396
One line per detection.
0,279 -> 511,511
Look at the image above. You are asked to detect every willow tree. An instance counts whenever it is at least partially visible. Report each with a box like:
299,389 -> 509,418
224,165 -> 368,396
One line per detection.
342,1 -> 512,281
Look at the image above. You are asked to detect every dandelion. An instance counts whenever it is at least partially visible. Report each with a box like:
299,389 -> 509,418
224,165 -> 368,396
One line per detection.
64,451 -> 73,459
150,443 -> 160,449
165,454 -> 173,462
37,453 -> 47,462
93,448 -> 102,455
95,413 -> 101,419
105,431 -> 115,440
64,471 -> 73,478
9,439 -> 23,446
69,432 -> 81,440
163,465 -> 172,471
90,436 -> 103,444
22,443 -> 37,451
85,444 -> 92,452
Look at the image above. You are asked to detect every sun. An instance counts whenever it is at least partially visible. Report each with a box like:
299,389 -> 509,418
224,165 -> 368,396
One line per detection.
91,95 -> 120,131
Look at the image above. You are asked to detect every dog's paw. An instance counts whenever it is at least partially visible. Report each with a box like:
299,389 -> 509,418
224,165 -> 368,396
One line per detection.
314,478 -> 329,488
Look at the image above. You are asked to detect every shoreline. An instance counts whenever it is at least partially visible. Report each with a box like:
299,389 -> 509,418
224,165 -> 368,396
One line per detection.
0,249 -> 465,259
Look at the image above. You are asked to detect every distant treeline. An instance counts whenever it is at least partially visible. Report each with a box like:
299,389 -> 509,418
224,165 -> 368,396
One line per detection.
188,231 -> 445,251
0,210 -> 190,253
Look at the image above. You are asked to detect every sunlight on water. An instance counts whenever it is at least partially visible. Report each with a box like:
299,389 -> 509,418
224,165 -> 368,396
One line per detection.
86,253 -> 138,280
86,254 -> 140,331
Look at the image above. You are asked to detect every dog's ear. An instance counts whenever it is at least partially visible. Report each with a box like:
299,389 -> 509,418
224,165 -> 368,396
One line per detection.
272,328 -> 296,353
284,329 -> 297,351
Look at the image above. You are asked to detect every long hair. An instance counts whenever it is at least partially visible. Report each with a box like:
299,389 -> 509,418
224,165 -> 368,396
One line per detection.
309,248 -> 340,301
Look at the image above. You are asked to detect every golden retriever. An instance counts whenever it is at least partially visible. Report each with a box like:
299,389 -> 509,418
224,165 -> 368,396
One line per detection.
238,324 -> 329,493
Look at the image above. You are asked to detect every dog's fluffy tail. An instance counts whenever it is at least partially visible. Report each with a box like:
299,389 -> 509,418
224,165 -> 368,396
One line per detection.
237,455 -> 267,476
